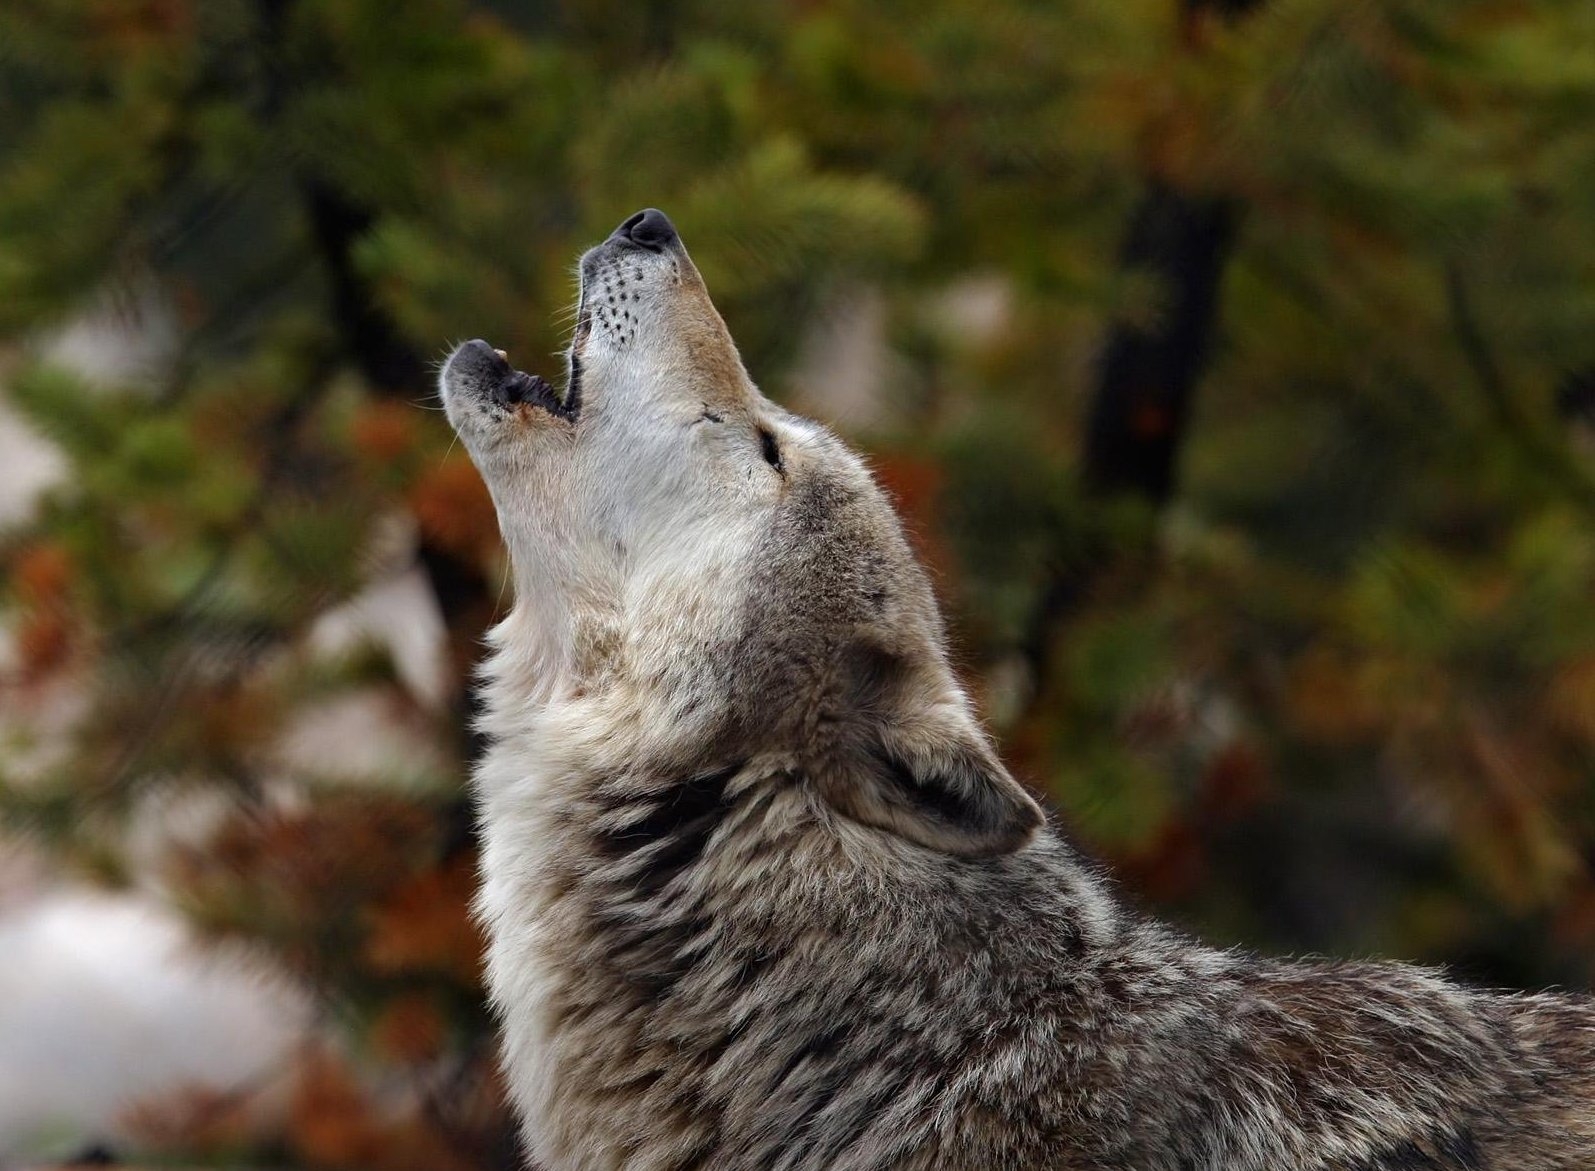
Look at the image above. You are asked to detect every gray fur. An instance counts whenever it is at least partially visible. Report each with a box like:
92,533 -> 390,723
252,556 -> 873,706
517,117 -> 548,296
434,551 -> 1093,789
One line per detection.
440,210 -> 1595,1170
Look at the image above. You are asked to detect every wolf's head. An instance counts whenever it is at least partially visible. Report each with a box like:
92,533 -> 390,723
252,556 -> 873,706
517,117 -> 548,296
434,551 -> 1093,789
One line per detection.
441,209 -> 1041,857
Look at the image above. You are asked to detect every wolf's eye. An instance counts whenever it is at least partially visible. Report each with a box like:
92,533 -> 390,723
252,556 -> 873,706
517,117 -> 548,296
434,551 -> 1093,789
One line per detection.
758,427 -> 783,475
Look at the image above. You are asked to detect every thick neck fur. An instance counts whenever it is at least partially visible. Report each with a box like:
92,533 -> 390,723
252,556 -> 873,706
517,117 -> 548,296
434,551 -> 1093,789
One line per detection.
473,616 -> 1595,1171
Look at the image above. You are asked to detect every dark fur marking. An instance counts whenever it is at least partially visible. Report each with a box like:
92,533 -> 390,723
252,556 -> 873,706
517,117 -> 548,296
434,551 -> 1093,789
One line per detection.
695,1012 -> 753,1073
565,352 -> 584,416
781,1055 -> 911,1168
772,1025 -> 847,1092
759,427 -> 784,475
582,767 -> 743,1007
1351,1129 -> 1483,1170
876,747 -> 1006,836
593,904 -> 714,1004
593,765 -> 740,898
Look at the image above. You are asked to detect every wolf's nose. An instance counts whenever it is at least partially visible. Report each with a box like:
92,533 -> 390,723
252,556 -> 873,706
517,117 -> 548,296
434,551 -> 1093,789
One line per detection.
611,208 -> 678,252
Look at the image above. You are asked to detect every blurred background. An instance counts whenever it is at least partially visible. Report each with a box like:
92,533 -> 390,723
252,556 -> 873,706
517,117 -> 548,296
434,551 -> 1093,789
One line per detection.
2,0 -> 1594,1166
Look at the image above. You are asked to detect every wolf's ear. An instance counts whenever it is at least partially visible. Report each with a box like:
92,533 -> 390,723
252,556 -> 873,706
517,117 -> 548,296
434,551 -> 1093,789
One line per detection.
820,719 -> 1045,858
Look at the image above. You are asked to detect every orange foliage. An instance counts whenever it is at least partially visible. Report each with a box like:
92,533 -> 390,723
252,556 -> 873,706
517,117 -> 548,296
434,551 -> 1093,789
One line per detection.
123,1081 -> 260,1155
1120,819 -> 1207,905
372,992 -> 449,1066
1547,656 -> 1595,747
353,400 -> 422,464
166,794 -> 442,954
408,456 -> 500,562
194,679 -> 283,760
126,1045 -> 494,1171
1199,740 -> 1271,821
88,0 -> 192,45
364,852 -> 485,986
11,542 -> 73,605
14,610 -> 72,679
873,452 -> 955,577
289,1049 -> 387,1168
288,1048 -> 478,1171
9,543 -> 76,680
1285,644 -> 1385,745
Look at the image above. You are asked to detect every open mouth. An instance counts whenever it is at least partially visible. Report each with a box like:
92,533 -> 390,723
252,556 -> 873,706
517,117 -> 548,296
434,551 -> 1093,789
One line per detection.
563,298 -> 591,419
451,339 -> 580,422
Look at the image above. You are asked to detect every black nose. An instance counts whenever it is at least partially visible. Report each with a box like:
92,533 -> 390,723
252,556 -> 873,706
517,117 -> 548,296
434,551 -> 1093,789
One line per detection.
610,208 -> 679,252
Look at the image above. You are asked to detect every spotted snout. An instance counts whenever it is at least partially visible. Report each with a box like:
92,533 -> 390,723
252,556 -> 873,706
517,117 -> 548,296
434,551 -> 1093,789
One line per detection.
442,207 -> 742,444
575,209 -> 694,359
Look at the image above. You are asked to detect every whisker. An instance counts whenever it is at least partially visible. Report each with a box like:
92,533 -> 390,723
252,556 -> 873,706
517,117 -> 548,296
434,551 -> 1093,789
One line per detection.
427,339 -> 463,374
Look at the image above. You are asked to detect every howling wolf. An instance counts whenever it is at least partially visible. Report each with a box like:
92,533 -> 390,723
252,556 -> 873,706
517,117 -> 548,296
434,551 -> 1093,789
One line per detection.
440,209 -> 1595,1170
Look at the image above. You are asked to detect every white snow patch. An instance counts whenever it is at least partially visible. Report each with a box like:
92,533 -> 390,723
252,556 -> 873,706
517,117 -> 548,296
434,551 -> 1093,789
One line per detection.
310,563 -> 452,713
0,885 -> 309,1161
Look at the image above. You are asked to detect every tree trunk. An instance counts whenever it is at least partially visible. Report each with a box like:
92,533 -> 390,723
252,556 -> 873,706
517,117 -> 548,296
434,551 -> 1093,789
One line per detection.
1081,183 -> 1237,503
1019,0 -> 1261,704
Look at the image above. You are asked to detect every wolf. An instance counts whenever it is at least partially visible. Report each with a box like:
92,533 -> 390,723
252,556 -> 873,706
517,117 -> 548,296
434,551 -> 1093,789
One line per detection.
440,208 -> 1595,1170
